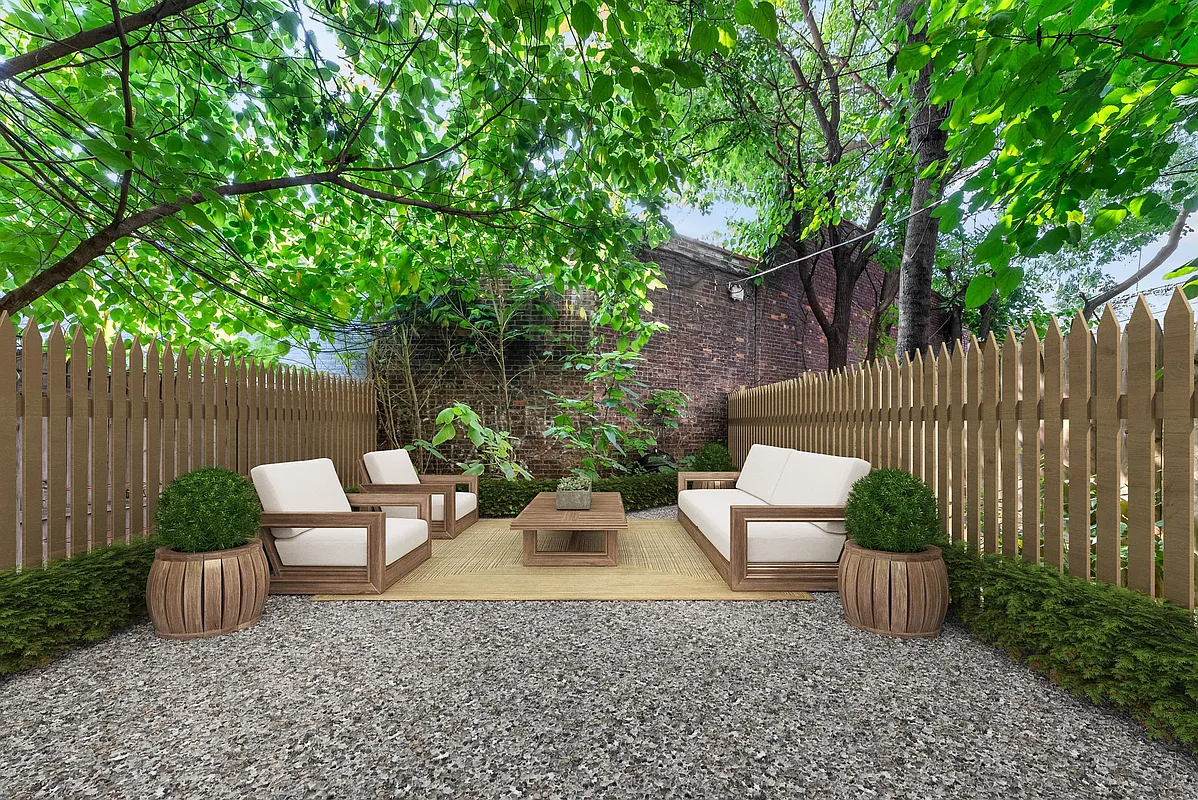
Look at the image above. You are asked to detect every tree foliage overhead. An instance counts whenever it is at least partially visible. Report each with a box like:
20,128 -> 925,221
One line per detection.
899,0 -> 1198,310
0,0 -> 700,351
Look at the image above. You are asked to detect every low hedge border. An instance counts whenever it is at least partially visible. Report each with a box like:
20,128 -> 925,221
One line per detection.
940,541 -> 1198,748
0,538 -> 158,676
479,471 -> 678,516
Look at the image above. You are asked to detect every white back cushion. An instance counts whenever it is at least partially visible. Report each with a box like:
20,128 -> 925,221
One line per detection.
362,449 -> 420,484
735,444 -> 793,502
770,451 -> 871,533
250,458 -> 350,539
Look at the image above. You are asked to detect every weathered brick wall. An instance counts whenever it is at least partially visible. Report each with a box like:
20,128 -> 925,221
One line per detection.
378,235 -> 953,477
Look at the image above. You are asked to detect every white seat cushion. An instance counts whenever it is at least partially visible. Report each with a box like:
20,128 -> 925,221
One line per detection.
770,451 -> 871,534
272,517 -> 428,567
250,458 -> 350,540
383,491 -> 477,523
362,449 -> 420,484
678,488 -> 846,563
735,444 -> 793,502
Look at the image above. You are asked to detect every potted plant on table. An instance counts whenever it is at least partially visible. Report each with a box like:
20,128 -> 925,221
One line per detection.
146,467 -> 269,640
838,469 -> 948,638
555,475 -> 593,510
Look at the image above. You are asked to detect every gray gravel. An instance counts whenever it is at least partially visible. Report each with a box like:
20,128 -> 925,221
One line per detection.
1,595 -> 1195,799
628,504 -> 678,520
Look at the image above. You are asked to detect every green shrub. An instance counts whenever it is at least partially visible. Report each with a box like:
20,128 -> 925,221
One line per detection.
479,471 -> 677,516
941,542 -> 1198,748
154,467 -> 261,553
844,468 -> 940,553
0,539 -> 157,675
692,443 -> 734,472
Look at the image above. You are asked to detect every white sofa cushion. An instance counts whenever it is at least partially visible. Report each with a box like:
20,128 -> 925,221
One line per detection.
250,458 -> 350,540
383,491 -> 477,523
362,449 -> 420,484
735,444 -> 793,502
770,451 -> 871,534
272,517 -> 428,567
679,488 -> 845,563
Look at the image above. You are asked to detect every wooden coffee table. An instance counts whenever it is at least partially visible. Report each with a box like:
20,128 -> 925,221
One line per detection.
510,492 -> 628,567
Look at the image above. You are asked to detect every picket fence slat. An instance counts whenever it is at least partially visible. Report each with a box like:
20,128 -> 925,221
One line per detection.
1,325 -> 375,571
726,290 -> 1198,609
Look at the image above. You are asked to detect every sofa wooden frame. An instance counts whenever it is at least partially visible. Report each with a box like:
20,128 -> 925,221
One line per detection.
259,491 -> 433,595
676,471 -> 846,592
359,457 -> 480,539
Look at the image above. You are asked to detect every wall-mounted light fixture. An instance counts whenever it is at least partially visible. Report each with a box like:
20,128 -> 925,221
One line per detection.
728,282 -> 745,301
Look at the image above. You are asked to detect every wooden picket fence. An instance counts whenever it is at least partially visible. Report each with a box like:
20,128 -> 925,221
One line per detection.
728,290 -> 1198,610
0,314 -> 377,571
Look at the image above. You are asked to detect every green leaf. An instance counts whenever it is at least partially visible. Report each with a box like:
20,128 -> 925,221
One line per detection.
80,138 -> 133,172
690,20 -> 718,55
1127,192 -> 1161,219
662,57 -> 706,89
570,1 -> 599,40
431,423 -> 456,446
435,407 -> 457,425
896,42 -> 933,74
985,11 -> 1015,36
965,275 -> 996,309
1164,259 -> 1198,280
995,266 -> 1024,297
591,74 -> 614,102
733,0 -> 755,25
750,1 -> 778,40
632,74 -> 657,110
1092,204 -> 1128,236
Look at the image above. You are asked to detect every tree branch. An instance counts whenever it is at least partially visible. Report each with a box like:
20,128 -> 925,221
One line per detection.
0,0 -> 208,81
1082,207 -> 1193,319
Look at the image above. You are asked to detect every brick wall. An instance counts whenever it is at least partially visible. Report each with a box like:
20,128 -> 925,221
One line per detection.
377,234 -> 954,477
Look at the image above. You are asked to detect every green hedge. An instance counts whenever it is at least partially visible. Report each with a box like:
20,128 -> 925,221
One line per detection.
479,471 -> 678,516
0,538 -> 158,675
941,542 -> 1198,748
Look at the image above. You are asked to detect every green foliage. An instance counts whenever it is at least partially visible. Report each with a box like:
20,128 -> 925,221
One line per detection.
941,542 -> 1198,748
154,468 -> 261,553
412,403 -> 532,480
844,469 -> 941,553
692,443 -> 735,472
0,539 -> 157,675
557,476 -> 593,491
0,0 -> 695,349
479,472 -> 678,516
902,0 -> 1198,300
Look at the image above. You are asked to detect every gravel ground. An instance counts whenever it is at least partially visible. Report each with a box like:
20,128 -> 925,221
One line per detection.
1,595 -> 1195,799
628,504 -> 679,520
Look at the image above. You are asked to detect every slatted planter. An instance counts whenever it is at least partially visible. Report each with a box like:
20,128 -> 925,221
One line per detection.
146,539 -> 270,640
837,541 -> 949,638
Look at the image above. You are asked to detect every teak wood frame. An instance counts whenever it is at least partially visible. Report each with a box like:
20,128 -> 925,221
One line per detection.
676,471 -> 845,591
359,457 -> 479,539
259,491 -> 432,595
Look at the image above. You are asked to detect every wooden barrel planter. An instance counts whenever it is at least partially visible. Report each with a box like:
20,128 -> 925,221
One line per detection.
838,540 -> 949,638
146,538 -> 270,640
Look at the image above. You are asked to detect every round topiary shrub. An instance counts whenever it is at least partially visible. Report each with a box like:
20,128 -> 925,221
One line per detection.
693,443 -> 734,472
154,467 -> 261,553
844,469 -> 941,553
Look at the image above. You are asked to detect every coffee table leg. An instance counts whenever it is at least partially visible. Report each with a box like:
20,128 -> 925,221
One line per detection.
521,529 -> 619,567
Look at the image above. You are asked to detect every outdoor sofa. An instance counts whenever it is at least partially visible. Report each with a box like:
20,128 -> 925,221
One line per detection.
677,444 -> 870,591
251,457 -> 433,594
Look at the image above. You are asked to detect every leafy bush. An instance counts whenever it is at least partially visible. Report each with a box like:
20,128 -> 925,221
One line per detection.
411,403 -> 531,480
155,467 -> 261,553
692,443 -> 734,472
941,542 -> 1198,749
480,471 -> 677,516
0,539 -> 157,675
844,468 -> 940,553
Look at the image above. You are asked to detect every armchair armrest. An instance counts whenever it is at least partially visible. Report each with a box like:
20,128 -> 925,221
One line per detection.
416,473 -> 480,494
349,490 -> 432,524
728,505 -> 847,586
677,471 -> 741,494
259,510 -> 390,588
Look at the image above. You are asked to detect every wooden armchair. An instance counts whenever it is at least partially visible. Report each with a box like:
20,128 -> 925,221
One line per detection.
727,505 -> 847,591
360,449 -> 480,539
251,458 -> 434,595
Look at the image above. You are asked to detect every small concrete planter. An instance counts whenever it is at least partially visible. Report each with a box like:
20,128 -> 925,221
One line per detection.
837,540 -> 949,638
555,489 -> 592,510
147,538 -> 270,640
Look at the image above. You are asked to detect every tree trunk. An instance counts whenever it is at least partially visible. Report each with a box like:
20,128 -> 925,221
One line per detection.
866,268 -> 900,361
896,12 -> 950,358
